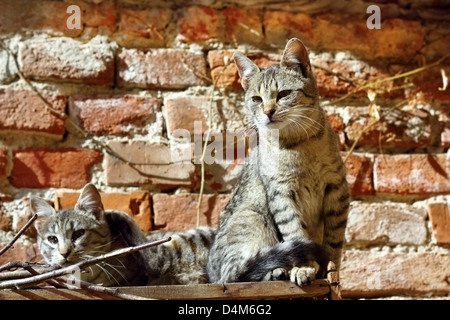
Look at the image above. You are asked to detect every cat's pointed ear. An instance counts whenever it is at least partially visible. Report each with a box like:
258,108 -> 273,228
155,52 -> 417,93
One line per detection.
29,196 -> 55,230
75,183 -> 104,220
280,38 -> 311,77
233,52 -> 260,91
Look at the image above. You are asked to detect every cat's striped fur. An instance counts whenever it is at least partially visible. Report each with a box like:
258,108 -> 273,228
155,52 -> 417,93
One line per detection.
31,183 -> 215,286
206,38 -> 350,286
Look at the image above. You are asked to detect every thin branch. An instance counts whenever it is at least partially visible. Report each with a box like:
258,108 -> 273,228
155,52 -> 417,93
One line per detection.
323,54 -> 450,105
0,214 -> 37,257
343,100 -> 408,162
0,237 -> 171,289
52,277 -> 152,300
196,57 -> 233,226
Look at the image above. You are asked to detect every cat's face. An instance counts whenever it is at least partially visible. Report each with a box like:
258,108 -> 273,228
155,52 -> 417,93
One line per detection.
30,184 -> 111,267
34,209 -> 111,266
234,38 -> 322,140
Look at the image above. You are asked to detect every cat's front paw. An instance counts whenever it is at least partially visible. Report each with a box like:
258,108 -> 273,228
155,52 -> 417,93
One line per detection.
263,267 -> 288,281
289,261 -> 319,286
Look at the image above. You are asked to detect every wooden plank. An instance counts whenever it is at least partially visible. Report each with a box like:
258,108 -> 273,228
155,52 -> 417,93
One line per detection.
118,280 -> 332,300
0,277 -> 339,300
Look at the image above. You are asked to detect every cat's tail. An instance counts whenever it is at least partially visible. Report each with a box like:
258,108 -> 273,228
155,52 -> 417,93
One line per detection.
236,239 -> 329,282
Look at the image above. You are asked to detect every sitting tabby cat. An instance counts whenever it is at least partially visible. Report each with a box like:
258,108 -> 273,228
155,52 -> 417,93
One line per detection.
31,183 -> 214,286
207,38 -> 350,286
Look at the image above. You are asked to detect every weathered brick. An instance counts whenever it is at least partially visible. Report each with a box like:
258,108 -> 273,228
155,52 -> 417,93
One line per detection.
15,198 -> 38,238
69,94 -> 160,135
0,209 -> 12,231
54,190 -> 152,232
0,0 -> 82,36
0,146 -> 6,178
345,201 -> 427,246
312,59 -> 392,98
340,251 -> 450,298
223,6 -> 263,45
314,15 -> 371,58
165,96 -> 209,137
374,154 -> 450,195
0,242 -> 41,265
83,0 -> 116,31
0,89 -> 66,137
314,15 -> 425,60
208,50 -> 279,90
427,202 -> 450,246
165,95 -> 244,138
0,47 -> 18,84
18,36 -> 116,85
370,19 -> 425,59
176,6 -> 220,42
116,7 -> 172,47
343,153 -> 374,196
264,11 -> 315,48
104,141 -> 197,190
413,66 -> 450,102
344,106 -> 432,150
117,48 -> 208,89
11,148 -> 103,189
152,193 -> 228,230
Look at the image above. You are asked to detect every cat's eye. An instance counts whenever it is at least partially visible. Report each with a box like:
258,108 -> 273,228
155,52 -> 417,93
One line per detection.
277,90 -> 292,100
72,229 -> 85,242
47,236 -> 58,244
251,96 -> 262,103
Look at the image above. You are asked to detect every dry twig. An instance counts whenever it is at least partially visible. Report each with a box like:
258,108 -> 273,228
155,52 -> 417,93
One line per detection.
0,237 -> 171,290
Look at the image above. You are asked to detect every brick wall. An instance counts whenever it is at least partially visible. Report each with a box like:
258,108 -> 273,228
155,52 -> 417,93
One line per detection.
0,0 -> 449,299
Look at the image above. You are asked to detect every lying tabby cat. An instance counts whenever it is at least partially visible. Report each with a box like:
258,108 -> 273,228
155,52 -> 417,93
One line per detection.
207,38 -> 350,286
31,183 -> 214,286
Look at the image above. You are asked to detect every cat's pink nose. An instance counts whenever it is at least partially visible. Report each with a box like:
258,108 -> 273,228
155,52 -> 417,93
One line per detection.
264,109 -> 276,119
60,249 -> 71,258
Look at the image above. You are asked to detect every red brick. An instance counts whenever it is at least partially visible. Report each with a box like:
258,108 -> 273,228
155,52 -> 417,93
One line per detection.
0,146 -> 6,178
177,6 -> 220,42
104,141 -> 197,190
374,154 -> 450,195
116,7 -> 172,47
314,15 -> 425,60
69,94 -> 160,135
264,11 -> 314,48
343,153 -> 374,196
427,202 -> 450,246
165,96 -> 209,137
314,14 -> 371,58
412,66 -> 450,102
0,89 -> 66,137
223,6 -> 263,45
344,106 -> 432,150
11,148 -> 103,189
0,208 -> 12,231
83,0 -> 116,31
117,48 -> 208,89
340,251 -> 450,298
345,201 -> 427,246
0,0 -> 82,36
0,242 -> 42,265
152,193 -> 228,230
371,19 -> 425,59
208,50 -> 279,90
15,198 -> 38,238
438,106 -> 450,148
18,36 -> 115,85
54,190 -> 152,232
312,59 -> 392,98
